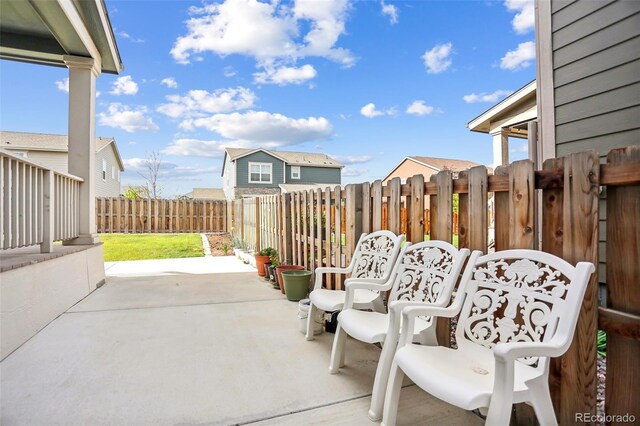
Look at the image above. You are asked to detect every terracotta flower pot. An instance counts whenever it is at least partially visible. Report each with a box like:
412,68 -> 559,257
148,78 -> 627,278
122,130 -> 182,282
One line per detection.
255,255 -> 271,277
276,265 -> 305,294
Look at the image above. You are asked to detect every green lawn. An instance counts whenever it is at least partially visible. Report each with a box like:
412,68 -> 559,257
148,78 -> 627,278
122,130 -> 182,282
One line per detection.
101,233 -> 204,262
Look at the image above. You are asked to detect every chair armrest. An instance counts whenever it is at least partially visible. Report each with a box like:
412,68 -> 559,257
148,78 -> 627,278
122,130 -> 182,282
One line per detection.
397,304 -> 462,347
313,266 -> 351,291
342,280 -> 390,309
493,336 -> 568,362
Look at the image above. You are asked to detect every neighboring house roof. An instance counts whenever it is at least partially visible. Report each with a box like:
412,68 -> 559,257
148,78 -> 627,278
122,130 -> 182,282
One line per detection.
186,188 -> 226,200
222,147 -> 343,176
467,80 -> 536,134
383,156 -> 482,181
0,130 -> 125,171
279,183 -> 339,193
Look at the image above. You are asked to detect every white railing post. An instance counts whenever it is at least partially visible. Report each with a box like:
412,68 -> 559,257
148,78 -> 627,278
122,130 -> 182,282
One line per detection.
41,169 -> 54,253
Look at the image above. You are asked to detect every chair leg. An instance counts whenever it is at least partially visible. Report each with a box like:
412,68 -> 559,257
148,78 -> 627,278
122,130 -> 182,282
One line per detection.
329,324 -> 347,374
485,395 -> 513,425
528,380 -> 558,426
306,303 -> 319,341
368,335 -> 397,421
381,360 -> 405,426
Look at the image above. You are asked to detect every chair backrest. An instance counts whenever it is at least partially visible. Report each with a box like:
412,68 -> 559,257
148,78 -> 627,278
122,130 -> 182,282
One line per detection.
388,241 -> 469,321
350,231 -> 405,281
455,249 -> 593,373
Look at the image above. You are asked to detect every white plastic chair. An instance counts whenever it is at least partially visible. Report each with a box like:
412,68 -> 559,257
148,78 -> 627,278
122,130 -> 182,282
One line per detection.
306,231 -> 405,341
329,241 -> 475,421
382,249 -> 595,426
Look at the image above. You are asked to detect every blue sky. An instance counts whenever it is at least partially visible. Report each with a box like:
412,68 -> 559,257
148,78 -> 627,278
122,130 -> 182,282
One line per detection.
0,0 -> 536,196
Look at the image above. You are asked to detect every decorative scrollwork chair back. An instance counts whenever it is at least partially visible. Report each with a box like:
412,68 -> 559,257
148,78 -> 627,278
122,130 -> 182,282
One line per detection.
305,230 -> 405,341
455,249 -> 579,372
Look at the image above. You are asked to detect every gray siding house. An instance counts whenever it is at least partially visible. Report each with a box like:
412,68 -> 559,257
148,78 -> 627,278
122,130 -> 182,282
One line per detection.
222,148 -> 343,199
1,131 -> 125,197
536,0 -> 640,286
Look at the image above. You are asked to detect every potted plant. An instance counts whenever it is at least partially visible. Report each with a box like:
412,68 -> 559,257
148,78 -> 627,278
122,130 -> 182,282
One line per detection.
275,263 -> 305,294
255,247 -> 277,277
268,255 -> 280,288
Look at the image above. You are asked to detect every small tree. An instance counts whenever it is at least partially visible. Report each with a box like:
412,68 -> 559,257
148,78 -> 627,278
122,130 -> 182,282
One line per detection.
138,151 -> 163,199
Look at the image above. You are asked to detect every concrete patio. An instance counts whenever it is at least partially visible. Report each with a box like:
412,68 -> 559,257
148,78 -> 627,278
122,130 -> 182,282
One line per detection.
1,256 -> 482,425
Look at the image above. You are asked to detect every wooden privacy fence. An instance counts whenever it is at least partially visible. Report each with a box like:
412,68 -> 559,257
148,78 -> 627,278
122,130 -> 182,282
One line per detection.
96,197 -> 227,233
234,145 -> 640,425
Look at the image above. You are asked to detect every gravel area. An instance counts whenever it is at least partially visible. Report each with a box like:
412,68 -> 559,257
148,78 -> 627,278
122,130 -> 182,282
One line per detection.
206,233 -> 233,256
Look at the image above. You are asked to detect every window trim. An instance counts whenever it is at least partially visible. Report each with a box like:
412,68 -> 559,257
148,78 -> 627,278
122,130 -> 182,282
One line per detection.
248,162 -> 273,184
291,165 -> 301,180
102,159 -> 107,182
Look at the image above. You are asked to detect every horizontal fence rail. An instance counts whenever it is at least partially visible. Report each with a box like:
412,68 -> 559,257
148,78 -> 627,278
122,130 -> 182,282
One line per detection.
231,145 -> 640,425
1,149 -> 83,252
96,197 -> 227,233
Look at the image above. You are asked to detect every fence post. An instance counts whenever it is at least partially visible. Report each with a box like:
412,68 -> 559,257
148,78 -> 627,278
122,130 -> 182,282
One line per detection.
388,177 -> 401,235
509,160 -> 535,249
255,197 -> 261,252
430,171 -> 453,347
604,145 -> 640,420
282,194 -> 293,264
410,174 -> 424,243
468,166 -> 488,252
344,184 -> 363,267
560,151 -> 599,424
41,169 -> 54,253
541,157 -> 565,416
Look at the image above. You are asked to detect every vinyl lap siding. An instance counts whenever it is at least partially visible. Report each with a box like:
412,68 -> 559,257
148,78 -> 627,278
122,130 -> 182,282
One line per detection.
552,0 -> 640,156
235,151 -> 284,188
551,0 -> 640,286
95,146 -> 122,197
285,165 -> 341,184
24,151 -> 69,174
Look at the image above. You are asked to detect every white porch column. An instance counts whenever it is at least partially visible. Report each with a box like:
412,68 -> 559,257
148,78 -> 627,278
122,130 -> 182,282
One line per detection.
63,55 -> 100,245
490,128 -> 510,169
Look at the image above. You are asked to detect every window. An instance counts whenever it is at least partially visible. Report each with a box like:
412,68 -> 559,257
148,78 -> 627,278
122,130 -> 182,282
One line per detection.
111,165 -> 115,179
291,166 -> 300,179
102,159 -> 107,181
248,162 -> 272,184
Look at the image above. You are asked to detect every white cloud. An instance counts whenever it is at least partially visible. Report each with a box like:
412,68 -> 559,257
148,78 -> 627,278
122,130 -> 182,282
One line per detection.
406,100 -> 435,116
463,89 -> 514,103
170,0 -> 354,72
360,103 -> 396,118
500,41 -> 535,70
118,31 -> 145,43
110,75 -> 139,96
505,0 -> 535,34
224,66 -> 237,77
98,103 -> 159,133
55,78 -> 69,93
157,87 -> 256,119
253,64 -> 317,85
330,155 -> 372,164
162,138 -> 231,158
510,142 -> 529,154
161,77 -> 178,89
182,110 -> 333,147
123,157 -> 217,180
381,1 -> 398,24
342,167 -> 368,177
422,42 -> 453,74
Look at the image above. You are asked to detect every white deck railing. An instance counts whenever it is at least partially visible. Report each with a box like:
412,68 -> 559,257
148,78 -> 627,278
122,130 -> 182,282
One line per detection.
1,149 -> 83,253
